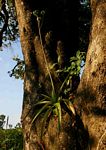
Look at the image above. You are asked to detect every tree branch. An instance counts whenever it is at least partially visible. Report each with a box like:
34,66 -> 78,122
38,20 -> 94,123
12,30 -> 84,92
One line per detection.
0,0 -> 9,47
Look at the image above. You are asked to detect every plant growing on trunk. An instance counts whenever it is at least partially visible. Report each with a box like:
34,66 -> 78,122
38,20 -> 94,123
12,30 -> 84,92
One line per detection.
28,10 -> 77,137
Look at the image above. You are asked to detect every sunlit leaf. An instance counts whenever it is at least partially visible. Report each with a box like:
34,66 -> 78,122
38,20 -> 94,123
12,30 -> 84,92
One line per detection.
31,103 -> 50,126
64,99 -> 76,116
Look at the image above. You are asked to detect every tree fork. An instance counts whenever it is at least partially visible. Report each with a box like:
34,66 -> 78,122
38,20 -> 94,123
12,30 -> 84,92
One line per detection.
15,0 -> 89,149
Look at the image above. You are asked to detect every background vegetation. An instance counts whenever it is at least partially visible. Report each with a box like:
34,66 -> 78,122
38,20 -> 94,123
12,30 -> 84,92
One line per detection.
0,114 -> 23,150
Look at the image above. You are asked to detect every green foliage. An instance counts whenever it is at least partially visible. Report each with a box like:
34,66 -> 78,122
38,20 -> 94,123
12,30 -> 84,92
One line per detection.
6,6 -> 86,138
7,2 -> 89,80
15,122 -> 22,128
29,10 -> 78,137
8,56 -> 25,80
9,9 -> 86,137
6,1 -> 19,42
30,82 -> 76,136
0,128 -> 23,150
64,50 -> 85,76
0,114 -> 23,150
0,0 -> 19,48
55,50 -> 85,95
30,50 -> 84,134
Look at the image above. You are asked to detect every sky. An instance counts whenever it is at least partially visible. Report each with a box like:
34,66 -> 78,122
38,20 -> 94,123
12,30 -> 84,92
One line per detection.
0,40 -> 23,128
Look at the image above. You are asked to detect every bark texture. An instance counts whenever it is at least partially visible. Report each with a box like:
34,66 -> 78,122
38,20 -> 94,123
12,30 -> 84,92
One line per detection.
15,1 -> 39,149
15,0 -> 86,150
76,0 -> 106,149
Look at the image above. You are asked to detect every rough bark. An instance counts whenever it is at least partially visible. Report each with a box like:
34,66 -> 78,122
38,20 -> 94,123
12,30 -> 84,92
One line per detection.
76,0 -> 106,149
14,0 -> 89,150
15,1 -> 39,149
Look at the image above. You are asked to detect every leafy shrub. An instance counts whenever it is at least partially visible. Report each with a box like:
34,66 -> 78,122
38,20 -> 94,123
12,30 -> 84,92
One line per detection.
0,128 -> 23,150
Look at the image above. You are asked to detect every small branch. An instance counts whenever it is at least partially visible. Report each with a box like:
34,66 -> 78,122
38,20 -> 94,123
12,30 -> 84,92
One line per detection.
8,61 -> 24,77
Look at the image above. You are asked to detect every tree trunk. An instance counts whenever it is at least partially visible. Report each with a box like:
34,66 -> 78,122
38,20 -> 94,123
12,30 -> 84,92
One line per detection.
76,0 -> 106,149
15,1 -> 88,150
15,1 -> 39,149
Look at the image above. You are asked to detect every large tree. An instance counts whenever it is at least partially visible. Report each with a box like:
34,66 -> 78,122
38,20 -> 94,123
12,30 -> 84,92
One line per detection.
14,1 -> 87,150
0,0 -> 105,149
